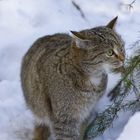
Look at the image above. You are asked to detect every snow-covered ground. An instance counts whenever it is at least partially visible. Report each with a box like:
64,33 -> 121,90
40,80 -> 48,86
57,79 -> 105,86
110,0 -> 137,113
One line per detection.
117,112 -> 140,140
0,0 -> 140,140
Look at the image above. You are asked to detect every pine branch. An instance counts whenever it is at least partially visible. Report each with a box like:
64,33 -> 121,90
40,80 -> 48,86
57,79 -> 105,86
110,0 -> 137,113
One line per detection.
121,98 -> 140,112
83,81 -> 126,140
119,0 -> 136,12
72,1 -> 86,20
83,54 -> 140,140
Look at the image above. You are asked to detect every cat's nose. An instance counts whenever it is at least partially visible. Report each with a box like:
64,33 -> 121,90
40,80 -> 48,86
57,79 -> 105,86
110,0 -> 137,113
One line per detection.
119,61 -> 124,67
118,54 -> 125,62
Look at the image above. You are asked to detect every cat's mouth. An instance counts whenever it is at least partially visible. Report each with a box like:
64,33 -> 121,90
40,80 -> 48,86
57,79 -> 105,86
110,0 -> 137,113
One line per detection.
103,61 -> 124,74
112,61 -> 124,68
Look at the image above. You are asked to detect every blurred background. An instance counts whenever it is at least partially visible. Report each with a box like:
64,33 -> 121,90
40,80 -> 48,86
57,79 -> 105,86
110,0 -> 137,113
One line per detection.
0,0 -> 140,140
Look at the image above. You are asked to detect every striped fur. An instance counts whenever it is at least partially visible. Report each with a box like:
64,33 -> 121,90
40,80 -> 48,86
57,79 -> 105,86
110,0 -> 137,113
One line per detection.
21,21 -> 125,140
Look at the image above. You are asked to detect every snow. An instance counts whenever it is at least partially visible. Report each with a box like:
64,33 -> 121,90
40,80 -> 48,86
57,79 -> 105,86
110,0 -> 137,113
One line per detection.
117,112 -> 140,140
0,0 -> 140,140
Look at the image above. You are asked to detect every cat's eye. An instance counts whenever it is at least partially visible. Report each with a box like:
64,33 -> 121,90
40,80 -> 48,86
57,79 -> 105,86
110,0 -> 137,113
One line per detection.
106,49 -> 114,56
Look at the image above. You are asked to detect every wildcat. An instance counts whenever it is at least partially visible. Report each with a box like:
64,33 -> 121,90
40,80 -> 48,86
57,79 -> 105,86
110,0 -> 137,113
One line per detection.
21,17 -> 125,140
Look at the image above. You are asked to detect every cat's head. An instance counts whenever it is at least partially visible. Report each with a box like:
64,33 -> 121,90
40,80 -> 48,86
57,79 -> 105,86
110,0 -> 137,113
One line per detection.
71,16 -> 125,73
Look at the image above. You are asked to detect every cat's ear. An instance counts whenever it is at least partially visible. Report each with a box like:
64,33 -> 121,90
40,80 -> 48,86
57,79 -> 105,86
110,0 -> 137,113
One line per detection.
71,31 -> 86,40
71,31 -> 87,49
106,16 -> 118,29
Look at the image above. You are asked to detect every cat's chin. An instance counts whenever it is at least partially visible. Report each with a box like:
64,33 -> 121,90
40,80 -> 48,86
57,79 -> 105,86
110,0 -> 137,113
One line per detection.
103,64 -> 114,74
103,63 -> 123,74
112,61 -> 124,69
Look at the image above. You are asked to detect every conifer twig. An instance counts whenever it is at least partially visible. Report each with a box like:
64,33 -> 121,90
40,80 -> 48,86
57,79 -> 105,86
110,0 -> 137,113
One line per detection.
84,54 -> 140,140
72,1 -> 86,20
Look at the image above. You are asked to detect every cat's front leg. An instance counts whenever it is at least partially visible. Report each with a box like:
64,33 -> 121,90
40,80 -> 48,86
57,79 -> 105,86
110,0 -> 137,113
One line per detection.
52,118 -> 80,140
